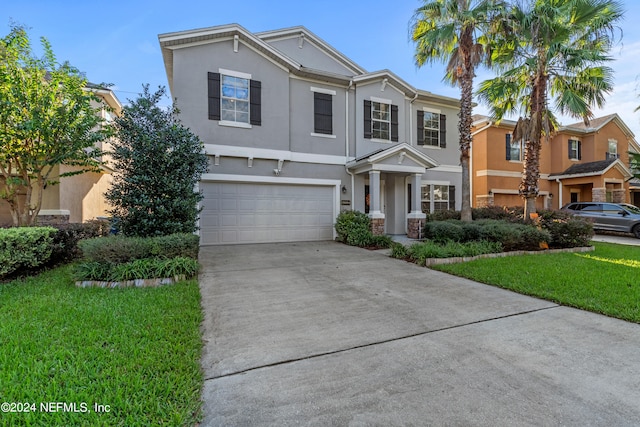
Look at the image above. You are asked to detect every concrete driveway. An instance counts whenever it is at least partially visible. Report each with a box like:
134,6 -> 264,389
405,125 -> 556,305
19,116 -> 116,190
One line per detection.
198,241 -> 640,426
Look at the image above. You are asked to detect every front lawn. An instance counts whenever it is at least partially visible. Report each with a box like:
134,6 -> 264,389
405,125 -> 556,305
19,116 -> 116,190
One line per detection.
0,264 -> 203,426
432,242 -> 640,323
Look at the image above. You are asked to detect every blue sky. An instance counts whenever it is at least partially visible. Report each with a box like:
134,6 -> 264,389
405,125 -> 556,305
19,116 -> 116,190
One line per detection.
5,0 -> 640,137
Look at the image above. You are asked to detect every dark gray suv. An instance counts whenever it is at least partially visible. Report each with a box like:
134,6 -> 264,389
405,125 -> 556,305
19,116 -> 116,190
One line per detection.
561,202 -> 640,238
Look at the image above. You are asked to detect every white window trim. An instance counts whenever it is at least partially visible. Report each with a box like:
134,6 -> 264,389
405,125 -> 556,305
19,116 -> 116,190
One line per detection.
370,96 -> 392,104
422,110 -> 441,148
569,139 -> 580,161
608,139 -> 618,155
509,138 -> 524,162
219,120 -> 252,129
310,132 -> 336,139
422,106 -> 441,114
218,68 -> 252,80
310,86 -> 337,96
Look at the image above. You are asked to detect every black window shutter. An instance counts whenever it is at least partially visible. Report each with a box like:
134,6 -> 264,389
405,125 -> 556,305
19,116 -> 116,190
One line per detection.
314,92 -> 332,134
364,100 -> 372,139
208,72 -> 221,120
439,114 -> 447,148
391,105 -> 399,142
506,134 -> 512,160
417,110 -> 424,145
250,80 -> 261,126
577,141 -> 582,160
568,140 -> 572,159
448,186 -> 456,210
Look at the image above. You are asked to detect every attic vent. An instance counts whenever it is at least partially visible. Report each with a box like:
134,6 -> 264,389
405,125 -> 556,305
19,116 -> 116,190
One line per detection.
233,35 -> 239,53
298,33 -> 305,49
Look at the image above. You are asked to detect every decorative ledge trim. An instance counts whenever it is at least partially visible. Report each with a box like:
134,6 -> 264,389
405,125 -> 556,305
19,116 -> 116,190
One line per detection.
76,275 -> 188,288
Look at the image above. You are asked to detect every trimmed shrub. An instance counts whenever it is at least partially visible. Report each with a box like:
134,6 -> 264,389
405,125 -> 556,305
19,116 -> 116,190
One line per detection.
0,227 -> 56,277
477,220 -> 549,251
538,210 -> 593,248
79,233 -> 200,264
424,210 -> 461,222
335,210 -> 371,246
49,220 -> 111,263
423,220 -> 466,243
472,206 -> 523,221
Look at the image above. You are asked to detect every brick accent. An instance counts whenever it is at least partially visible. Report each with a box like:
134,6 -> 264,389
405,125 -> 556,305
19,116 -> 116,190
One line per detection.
370,218 -> 385,236
612,189 -> 626,203
592,187 -> 606,202
476,195 -> 494,208
36,214 -> 70,226
407,218 -> 423,239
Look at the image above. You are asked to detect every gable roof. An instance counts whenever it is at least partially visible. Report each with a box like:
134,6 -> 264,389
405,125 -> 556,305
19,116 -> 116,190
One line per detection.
347,142 -> 438,174
255,26 -> 366,76
548,158 -> 633,180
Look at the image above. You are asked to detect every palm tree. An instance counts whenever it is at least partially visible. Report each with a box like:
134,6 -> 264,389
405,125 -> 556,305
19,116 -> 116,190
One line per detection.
478,0 -> 623,219
411,0 -> 506,222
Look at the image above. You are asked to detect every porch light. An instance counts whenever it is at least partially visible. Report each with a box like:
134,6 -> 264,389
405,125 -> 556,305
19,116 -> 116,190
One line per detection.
341,185 -> 347,194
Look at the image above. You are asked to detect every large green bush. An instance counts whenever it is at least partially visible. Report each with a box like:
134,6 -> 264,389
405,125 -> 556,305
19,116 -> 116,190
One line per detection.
334,211 -> 393,249
0,227 -> 56,277
538,210 -> 594,248
49,219 -> 111,264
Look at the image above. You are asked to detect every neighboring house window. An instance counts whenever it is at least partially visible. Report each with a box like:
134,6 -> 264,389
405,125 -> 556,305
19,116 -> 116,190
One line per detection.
364,100 -> 398,142
568,139 -> 581,160
421,184 -> 455,213
313,92 -> 333,135
417,110 -> 446,147
505,134 -> 523,161
607,140 -> 618,160
207,71 -> 261,126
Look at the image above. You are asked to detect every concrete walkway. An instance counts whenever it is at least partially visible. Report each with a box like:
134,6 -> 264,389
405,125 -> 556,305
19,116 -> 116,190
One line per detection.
198,241 -> 640,426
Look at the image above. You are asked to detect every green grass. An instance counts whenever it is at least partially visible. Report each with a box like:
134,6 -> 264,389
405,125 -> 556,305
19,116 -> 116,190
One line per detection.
0,264 -> 203,426
432,242 -> 640,323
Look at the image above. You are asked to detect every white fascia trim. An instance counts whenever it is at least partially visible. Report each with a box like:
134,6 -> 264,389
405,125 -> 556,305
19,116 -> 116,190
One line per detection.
604,178 -> 625,184
429,165 -> 462,173
476,170 -> 549,179
219,68 -> 252,80
351,164 -> 426,175
310,86 -> 337,96
490,188 -> 550,196
201,173 -> 340,187
422,106 -> 441,114
203,143 -> 347,165
370,96 -> 393,105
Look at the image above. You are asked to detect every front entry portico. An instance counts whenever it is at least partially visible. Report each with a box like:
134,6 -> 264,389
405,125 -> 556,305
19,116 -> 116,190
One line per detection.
347,143 -> 438,238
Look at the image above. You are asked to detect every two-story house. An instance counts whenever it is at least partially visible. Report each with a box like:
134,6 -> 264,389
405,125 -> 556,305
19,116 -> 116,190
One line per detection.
158,24 -> 462,245
471,114 -> 640,210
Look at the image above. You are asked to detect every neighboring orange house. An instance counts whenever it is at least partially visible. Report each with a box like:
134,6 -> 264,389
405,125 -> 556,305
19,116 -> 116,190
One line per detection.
471,114 -> 640,210
0,84 -> 122,226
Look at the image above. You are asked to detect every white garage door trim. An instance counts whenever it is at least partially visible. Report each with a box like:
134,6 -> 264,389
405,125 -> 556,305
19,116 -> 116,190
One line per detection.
199,173 -> 341,245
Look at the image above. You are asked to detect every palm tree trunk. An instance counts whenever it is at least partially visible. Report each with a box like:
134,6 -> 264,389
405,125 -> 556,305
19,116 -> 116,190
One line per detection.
459,26 -> 474,222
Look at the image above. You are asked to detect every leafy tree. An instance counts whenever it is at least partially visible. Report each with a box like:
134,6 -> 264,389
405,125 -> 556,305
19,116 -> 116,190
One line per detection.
412,0 -> 506,222
0,24 -> 110,226
106,85 -> 209,237
477,0 -> 623,218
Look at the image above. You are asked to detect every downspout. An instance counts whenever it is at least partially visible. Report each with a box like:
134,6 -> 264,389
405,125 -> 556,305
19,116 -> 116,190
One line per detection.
345,80 -> 355,210
405,92 -> 419,234
471,121 -> 494,208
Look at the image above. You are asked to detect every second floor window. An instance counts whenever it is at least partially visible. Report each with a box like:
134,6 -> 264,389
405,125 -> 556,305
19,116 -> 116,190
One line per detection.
568,139 -> 581,160
417,110 -> 446,147
607,140 -> 618,159
207,71 -> 261,126
505,134 -> 523,161
364,99 -> 398,142
221,75 -> 249,123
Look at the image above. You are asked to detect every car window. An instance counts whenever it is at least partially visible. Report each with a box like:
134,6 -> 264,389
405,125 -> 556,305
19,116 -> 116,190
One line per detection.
581,204 -> 601,212
621,204 -> 640,214
602,204 -> 622,214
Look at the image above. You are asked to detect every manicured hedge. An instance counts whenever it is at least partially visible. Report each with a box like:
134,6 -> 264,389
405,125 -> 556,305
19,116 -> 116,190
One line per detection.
74,257 -> 200,282
334,210 -> 393,249
0,227 -> 57,277
79,233 -> 200,264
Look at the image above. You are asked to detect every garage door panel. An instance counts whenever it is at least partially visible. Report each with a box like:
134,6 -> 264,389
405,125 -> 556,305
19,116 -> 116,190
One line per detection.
200,183 -> 335,245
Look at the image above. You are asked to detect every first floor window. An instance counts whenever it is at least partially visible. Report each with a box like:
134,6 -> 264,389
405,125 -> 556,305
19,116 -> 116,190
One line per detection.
421,184 -> 452,213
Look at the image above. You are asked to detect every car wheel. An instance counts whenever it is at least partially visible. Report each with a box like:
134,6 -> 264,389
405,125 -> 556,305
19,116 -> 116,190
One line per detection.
634,224 -> 640,239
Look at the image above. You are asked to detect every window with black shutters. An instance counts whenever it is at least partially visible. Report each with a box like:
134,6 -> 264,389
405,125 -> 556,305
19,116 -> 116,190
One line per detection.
207,71 -> 261,126
314,92 -> 333,135
417,110 -> 446,147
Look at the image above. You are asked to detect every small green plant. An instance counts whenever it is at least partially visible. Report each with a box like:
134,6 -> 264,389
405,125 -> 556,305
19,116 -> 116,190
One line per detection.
390,242 -> 409,259
405,240 -> 503,265
74,257 -> 200,282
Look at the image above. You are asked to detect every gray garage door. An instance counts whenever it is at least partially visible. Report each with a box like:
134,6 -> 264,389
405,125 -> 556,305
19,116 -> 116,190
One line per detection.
200,182 -> 335,245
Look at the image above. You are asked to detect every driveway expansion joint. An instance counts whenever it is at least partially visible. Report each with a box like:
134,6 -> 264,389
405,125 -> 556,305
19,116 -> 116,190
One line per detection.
204,304 -> 559,382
